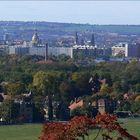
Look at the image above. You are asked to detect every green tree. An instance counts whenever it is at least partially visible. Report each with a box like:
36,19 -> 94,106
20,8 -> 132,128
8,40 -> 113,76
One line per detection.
117,101 -> 131,111
59,81 -> 76,102
121,80 -> 129,93
135,84 -> 140,93
70,106 -> 97,118
131,102 -> 140,113
112,81 -> 122,93
5,82 -> 25,96
32,71 -> 48,94
70,107 -> 85,117
0,99 -> 20,122
100,83 -> 112,95
33,71 -> 60,120
72,72 -> 91,96
135,95 -> 140,102
58,54 -> 70,62
89,73 -> 101,94
33,95 -> 45,122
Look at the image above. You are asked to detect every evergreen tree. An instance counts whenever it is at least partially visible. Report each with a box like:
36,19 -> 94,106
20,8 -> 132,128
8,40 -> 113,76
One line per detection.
89,73 -> 100,93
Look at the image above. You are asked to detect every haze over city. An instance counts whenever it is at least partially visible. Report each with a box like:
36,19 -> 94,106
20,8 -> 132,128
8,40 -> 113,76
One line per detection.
0,1 -> 140,25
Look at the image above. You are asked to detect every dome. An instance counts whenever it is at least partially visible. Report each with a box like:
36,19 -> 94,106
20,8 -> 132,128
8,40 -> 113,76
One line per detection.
32,32 -> 39,46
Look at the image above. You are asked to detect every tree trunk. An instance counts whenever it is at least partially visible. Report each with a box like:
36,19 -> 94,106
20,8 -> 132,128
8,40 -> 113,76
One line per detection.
48,94 -> 53,120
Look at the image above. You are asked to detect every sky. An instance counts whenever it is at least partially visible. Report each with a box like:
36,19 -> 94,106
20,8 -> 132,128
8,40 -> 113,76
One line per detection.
0,1 -> 140,25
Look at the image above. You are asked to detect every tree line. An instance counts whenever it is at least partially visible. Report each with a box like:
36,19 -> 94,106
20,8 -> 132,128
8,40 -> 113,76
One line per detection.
0,55 -> 140,122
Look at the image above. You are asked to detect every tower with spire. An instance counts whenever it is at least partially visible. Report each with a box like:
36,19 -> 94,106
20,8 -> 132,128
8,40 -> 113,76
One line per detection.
75,32 -> 79,45
91,33 -> 95,46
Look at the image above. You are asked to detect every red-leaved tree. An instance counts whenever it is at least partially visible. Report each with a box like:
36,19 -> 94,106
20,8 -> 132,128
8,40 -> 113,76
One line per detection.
39,114 -> 138,140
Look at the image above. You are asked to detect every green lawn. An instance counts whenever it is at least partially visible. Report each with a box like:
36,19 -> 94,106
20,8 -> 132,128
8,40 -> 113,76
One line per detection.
0,118 -> 140,140
119,118 -> 140,139
0,124 -> 42,140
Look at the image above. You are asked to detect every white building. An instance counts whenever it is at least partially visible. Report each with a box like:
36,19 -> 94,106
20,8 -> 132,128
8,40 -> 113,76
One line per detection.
9,45 -> 29,55
48,47 -> 73,58
111,43 -> 140,58
112,43 -> 128,57
8,32 -> 111,59
72,45 -> 97,58
29,45 -> 73,58
29,45 -> 47,57
73,45 -> 97,49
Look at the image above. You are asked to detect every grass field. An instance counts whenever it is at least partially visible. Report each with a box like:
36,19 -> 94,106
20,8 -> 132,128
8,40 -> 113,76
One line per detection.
120,118 -> 140,138
0,124 -> 42,140
0,118 -> 140,140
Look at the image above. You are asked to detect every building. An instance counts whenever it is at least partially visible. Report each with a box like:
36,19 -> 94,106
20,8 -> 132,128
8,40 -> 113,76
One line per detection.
8,32 -> 111,59
96,47 -> 111,56
8,32 -> 73,58
30,31 -> 73,58
32,32 -> 40,46
9,46 -> 29,55
3,34 -> 10,42
44,97 -> 70,121
112,43 -> 140,58
29,45 -> 47,57
0,92 -> 33,123
29,45 -> 73,58
48,46 -> 73,58
97,99 -> 117,115
125,43 -> 140,58
72,33 -> 112,58
72,45 -> 97,58
69,98 -> 117,116
14,92 -> 33,123
69,99 -> 84,111
8,43 -> 73,58
112,43 -> 128,57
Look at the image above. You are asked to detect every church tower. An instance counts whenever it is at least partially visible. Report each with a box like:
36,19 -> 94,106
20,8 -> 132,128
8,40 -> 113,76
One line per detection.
75,32 -> 79,45
91,33 -> 95,46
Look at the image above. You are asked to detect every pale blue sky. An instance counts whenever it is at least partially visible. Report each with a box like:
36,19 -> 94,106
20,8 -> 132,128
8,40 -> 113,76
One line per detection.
0,1 -> 140,25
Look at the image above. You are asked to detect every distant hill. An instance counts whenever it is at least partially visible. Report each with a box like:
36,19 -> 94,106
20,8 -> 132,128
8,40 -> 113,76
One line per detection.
0,21 -> 140,42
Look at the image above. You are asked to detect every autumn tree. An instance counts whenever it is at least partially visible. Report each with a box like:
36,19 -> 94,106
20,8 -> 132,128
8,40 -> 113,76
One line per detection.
39,114 -> 139,140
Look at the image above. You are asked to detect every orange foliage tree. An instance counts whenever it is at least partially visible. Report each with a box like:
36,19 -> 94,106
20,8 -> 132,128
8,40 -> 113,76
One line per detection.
39,114 -> 138,140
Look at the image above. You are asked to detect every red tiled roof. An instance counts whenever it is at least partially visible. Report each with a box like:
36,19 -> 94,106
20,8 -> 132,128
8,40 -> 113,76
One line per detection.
69,100 -> 84,110
36,60 -> 54,64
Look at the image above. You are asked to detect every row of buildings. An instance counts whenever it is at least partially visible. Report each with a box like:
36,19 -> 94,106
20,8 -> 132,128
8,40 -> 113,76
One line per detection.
69,98 -> 117,116
0,91 -> 118,123
112,42 -> 140,58
0,91 -> 70,123
8,32 -> 73,58
8,32 -> 111,59
7,32 -> 140,59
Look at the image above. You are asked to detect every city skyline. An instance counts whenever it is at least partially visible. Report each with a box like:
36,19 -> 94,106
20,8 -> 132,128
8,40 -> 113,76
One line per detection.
0,1 -> 140,25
